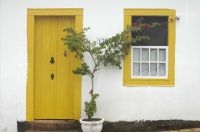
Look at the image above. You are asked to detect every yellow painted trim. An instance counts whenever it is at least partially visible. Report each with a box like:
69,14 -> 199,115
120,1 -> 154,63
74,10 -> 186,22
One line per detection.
123,9 -> 176,86
28,8 -> 83,16
27,8 -> 83,121
27,15 -> 34,121
124,9 -> 175,16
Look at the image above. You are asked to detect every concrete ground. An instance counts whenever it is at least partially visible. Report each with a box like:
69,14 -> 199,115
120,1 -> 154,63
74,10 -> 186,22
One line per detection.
26,128 -> 200,132
26,130 -> 80,132
162,128 -> 200,132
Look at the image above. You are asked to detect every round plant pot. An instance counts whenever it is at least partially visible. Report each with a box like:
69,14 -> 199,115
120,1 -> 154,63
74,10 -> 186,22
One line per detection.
79,118 -> 104,132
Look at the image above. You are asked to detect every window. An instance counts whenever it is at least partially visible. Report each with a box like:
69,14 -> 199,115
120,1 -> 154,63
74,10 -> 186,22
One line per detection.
132,46 -> 168,78
123,9 -> 176,86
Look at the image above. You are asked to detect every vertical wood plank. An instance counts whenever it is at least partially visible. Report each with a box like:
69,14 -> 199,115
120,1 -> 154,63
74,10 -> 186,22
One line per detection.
73,15 -> 83,119
55,16 -> 74,119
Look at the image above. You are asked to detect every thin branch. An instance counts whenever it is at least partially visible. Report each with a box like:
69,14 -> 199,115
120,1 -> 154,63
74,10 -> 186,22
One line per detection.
87,51 -> 99,77
88,51 -> 97,67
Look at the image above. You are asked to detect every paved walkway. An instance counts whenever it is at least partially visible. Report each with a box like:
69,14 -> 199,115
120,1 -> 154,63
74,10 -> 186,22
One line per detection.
26,128 -> 200,132
26,130 -> 80,132
162,128 -> 200,132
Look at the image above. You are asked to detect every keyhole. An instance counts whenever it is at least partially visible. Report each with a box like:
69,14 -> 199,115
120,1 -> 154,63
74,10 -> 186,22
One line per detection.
51,73 -> 54,80
50,57 -> 55,64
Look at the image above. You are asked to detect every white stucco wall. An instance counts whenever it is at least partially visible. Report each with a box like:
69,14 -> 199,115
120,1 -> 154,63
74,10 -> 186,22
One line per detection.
0,0 -> 200,131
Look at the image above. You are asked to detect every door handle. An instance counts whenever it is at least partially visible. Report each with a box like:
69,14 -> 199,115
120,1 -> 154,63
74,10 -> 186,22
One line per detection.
50,73 -> 54,80
50,57 -> 55,64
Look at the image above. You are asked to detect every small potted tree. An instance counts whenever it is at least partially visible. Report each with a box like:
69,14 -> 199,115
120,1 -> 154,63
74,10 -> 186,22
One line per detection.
62,18 -> 159,132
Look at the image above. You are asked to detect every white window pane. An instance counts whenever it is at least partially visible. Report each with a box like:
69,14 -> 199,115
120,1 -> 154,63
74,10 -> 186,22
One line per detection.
150,63 -> 157,76
142,48 -> 149,61
159,63 -> 166,76
159,49 -> 166,61
133,48 -> 140,61
150,49 -> 157,61
133,63 -> 140,76
141,63 -> 149,76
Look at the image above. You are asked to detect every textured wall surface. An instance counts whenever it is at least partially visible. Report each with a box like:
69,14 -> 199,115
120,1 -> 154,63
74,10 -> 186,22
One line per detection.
0,0 -> 200,131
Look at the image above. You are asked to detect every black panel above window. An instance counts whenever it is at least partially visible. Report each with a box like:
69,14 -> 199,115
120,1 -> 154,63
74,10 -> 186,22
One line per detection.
132,16 -> 168,46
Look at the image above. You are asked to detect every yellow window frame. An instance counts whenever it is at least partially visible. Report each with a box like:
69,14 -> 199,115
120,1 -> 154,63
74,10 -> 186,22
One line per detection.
123,9 -> 176,86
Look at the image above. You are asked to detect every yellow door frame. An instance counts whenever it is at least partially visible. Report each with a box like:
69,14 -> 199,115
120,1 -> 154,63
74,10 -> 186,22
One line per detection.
27,8 -> 83,121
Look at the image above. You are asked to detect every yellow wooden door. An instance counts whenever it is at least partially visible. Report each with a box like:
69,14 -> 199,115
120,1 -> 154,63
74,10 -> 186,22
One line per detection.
34,16 -> 76,119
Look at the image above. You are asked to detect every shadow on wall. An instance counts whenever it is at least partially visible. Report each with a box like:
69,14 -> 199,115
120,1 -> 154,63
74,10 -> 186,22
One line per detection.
0,128 -> 7,132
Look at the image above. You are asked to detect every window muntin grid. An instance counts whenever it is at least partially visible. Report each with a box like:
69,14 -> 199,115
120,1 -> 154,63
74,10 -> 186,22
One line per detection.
131,46 -> 168,79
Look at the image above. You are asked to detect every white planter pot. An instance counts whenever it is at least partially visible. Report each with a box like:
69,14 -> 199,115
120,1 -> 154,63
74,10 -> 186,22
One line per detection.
79,118 -> 104,132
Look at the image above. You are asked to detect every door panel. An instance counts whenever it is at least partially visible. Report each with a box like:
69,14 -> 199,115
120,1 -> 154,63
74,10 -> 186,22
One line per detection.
34,16 -> 75,119
55,16 -> 75,119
